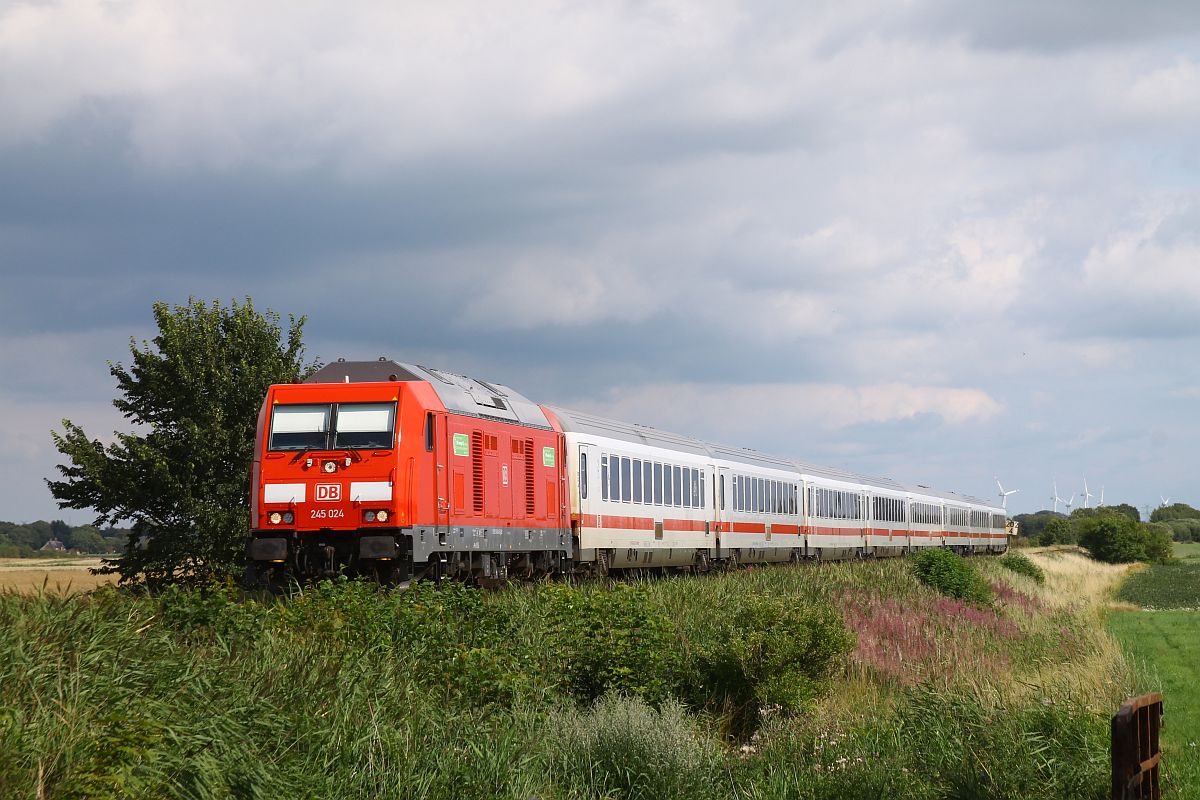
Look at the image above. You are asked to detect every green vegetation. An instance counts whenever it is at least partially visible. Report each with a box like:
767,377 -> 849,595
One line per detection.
48,299 -> 316,588
909,548 -> 992,604
0,556 -> 1129,799
1076,510 -> 1173,564
999,551 -> 1045,585
1150,502 -> 1200,524
1117,562 -> 1200,609
1108,611 -> 1200,793
0,520 -> 128,558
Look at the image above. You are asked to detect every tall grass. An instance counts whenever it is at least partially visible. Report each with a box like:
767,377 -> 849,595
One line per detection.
0,554 -> 1136,800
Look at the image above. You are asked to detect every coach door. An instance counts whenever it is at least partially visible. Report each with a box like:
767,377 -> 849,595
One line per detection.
577,442 -> 598,523
717,466 -> 732,558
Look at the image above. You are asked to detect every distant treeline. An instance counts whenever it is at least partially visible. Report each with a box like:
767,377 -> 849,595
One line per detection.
1015,502 -> 1200,545
0,520 -> 130,558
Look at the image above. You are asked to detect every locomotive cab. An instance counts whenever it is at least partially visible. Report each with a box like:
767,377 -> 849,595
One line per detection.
248,358 -> 571,585
249,376 -> 420,583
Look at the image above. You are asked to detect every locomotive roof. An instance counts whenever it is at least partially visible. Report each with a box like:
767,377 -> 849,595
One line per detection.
305,359 -> 553,430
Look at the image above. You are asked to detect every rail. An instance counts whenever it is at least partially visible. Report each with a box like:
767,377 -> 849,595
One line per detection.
1111,692 -> 1163,800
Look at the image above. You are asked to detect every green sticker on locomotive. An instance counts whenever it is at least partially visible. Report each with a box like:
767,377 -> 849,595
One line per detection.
453,433 -> 469,457
543,446 -> 555,467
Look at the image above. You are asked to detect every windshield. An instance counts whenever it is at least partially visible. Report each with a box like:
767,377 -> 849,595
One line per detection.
268,402 -> 396,451
333,403 -> 396,449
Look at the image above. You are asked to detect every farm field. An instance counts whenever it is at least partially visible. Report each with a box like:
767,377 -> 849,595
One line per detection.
0,552 -> 1139,799
0,557 -> 115,594
1108,542 -> 1200,796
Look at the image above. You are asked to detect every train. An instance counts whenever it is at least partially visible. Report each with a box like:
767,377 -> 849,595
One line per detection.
246,358 -> 1008,584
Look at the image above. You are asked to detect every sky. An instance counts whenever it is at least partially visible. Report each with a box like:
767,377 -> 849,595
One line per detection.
2,0 -> 1199,524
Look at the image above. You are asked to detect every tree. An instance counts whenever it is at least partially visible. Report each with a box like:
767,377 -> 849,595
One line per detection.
1150,502 -> 1200,523
1107,503 -> 1141,523
1037,517 -> 1073,546
1076,513 -> 1145,563
48,299 -> 316,587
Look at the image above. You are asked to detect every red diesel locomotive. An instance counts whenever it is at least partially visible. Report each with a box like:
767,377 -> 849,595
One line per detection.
247,359 -> 1008,583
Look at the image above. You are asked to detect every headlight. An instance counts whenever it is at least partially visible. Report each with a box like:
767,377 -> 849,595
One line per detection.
323,461 -> 337,474
282,511 -> 294,524
376,509 -> 389,523
269,512 -> 282,525
364,510 -> 376,523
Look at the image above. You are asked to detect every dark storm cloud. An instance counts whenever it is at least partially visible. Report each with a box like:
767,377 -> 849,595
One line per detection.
2,0 -> 1200,522
898,0 -> 1200,53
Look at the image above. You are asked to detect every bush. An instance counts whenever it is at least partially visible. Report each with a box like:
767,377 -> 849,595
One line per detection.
1077,512 -> 1173,564
998,552 -> 1045,585
542,582 -> 679,704
681,592 -> 854,736
549,693 -> 723,800
910,549 -> 993,605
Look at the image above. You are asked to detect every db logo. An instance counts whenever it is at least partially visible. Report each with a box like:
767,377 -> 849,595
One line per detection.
315,483 -> 342,502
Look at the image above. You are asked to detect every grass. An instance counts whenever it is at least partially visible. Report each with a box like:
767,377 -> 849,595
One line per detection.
0,554 -> 1139,800
1107,612 -> 1200,795
1173,541 -> 1200,561
1107,543 -> 1200,797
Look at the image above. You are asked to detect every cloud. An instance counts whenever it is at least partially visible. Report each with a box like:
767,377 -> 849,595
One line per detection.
568,381 -> 1002,444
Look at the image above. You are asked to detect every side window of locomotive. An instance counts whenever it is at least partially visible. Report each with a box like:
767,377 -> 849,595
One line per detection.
333,403 -> 396,449
269,404 -> 330,451
424,412 -> 435,451
579,453 -> 588,500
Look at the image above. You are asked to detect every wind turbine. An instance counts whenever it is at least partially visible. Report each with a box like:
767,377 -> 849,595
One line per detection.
1099,487 -> 1105,506
996,477 -> 1019,510
1160,495 -> 1172,508
1063,493 -> 1075,513
1082,479 -> 1094,509
1052,481 -> 1065,514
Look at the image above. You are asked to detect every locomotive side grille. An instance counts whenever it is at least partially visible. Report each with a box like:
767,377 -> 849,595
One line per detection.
524,437 -> 535,517
471,430 -> 485,514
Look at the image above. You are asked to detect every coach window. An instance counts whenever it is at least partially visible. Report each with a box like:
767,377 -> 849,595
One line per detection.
644,463 -> 653,506
620,457 -> 632,503
734,476 -> 741,511
654,462 -> 663,505
580,453 -> 588,500
664,464 -> 673,506
720,476 -> 726,510
601,456 -> 609,501
690,469 -> 699,508
609,455 -> 620,502
700,471 -> 706,509
673,465 -> 683,507
632,460 -> 643,503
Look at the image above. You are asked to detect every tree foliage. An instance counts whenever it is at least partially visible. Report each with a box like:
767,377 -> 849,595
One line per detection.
48,299 -> 315,587
1149,502 -> 1200,524
1076,510 -> 1173,565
